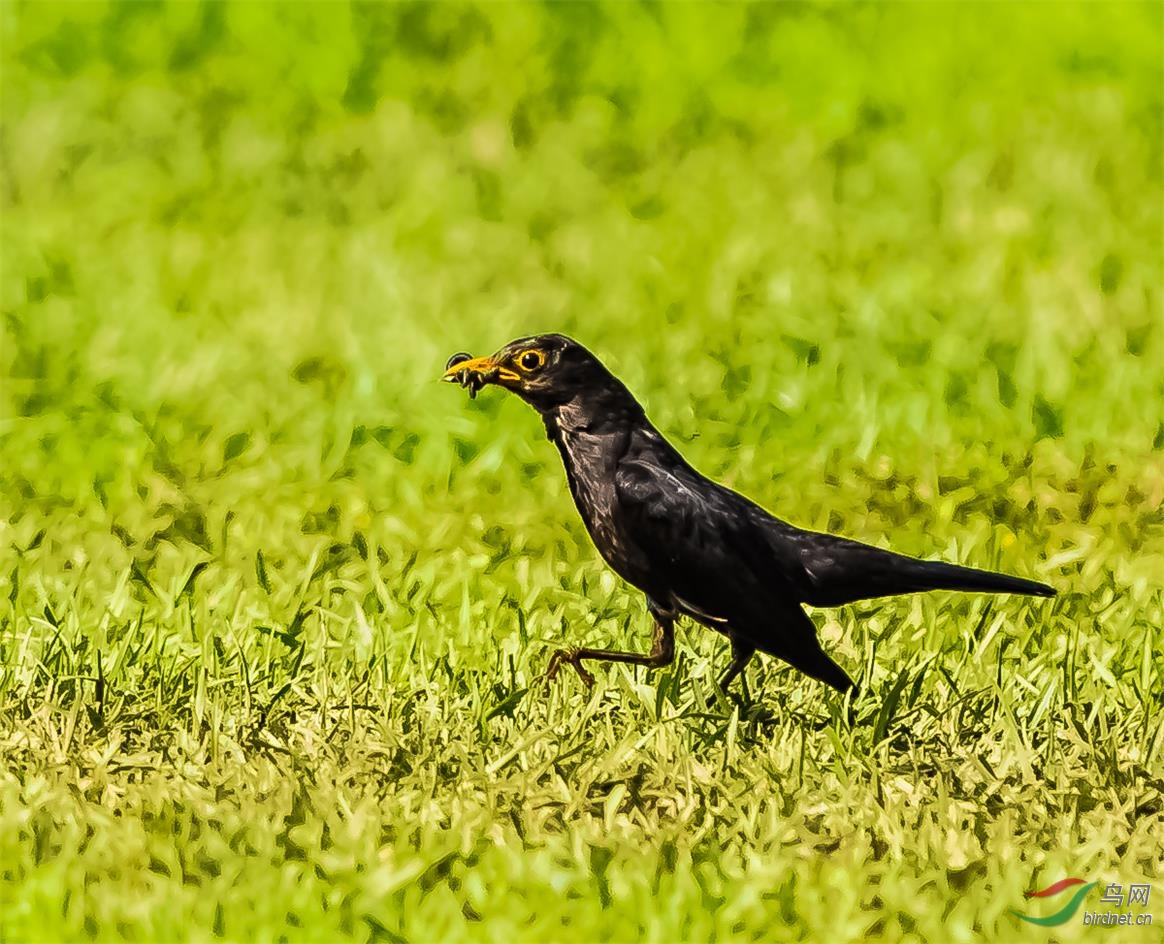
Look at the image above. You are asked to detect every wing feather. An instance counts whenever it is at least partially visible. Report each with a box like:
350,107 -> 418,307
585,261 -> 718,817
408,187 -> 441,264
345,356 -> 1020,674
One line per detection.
614,457 -> 797,623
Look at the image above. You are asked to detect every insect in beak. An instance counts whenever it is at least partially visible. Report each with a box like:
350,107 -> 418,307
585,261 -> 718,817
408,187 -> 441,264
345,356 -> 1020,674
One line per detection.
444,352 -> 487,399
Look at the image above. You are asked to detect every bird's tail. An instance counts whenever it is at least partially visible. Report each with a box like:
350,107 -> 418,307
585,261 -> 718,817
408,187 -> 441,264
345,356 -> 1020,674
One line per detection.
798,536 -> 1056,606
894,558 -> 1055,598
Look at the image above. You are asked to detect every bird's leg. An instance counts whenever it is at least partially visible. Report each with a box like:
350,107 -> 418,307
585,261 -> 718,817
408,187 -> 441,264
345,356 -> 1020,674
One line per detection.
717,639 -> 756,691
545,615 -> 676,689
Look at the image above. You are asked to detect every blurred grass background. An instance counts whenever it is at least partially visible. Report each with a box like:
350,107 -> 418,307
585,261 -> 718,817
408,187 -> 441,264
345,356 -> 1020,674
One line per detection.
2,2 -> 1163,942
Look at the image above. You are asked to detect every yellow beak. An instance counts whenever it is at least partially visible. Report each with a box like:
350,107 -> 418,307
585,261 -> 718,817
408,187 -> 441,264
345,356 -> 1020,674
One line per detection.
442,355 -> 521,385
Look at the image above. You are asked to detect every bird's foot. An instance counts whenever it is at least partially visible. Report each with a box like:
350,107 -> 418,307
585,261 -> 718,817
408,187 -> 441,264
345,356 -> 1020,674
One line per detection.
544,648 -> 595,689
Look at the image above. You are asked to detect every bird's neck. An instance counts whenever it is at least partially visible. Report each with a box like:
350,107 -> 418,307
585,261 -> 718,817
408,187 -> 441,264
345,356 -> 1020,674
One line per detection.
537,377 -> 642,433
541,391 -> 644,439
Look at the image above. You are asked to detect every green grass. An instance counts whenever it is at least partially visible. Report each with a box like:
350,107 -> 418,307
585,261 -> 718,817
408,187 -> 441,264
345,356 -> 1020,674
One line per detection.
2,2 -> 1163,941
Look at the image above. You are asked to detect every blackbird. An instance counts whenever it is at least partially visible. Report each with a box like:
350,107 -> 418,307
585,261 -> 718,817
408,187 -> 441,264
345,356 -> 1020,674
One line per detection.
444,335 -> 1054,694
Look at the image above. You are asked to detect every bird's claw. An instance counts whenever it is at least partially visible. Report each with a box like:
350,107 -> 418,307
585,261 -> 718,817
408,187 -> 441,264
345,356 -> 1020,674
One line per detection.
544,648 -> 595,689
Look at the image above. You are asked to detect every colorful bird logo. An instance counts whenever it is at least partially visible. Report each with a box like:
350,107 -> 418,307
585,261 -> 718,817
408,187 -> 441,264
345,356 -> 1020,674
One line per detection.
1012,878 -> 1098,926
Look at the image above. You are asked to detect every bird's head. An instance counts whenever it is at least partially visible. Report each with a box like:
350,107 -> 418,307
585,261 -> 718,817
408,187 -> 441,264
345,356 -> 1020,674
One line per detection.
443,334 -> 640,420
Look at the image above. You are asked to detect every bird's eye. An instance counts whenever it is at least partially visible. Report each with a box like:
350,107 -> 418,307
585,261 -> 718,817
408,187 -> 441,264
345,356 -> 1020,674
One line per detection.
518,350 -> 545,371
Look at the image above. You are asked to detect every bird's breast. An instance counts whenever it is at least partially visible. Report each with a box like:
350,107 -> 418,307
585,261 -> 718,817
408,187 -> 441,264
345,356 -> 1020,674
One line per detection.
553,428 -> 655,590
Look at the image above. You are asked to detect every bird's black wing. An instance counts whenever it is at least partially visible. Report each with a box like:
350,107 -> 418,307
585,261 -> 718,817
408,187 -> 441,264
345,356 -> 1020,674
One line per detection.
613,454 -> 855,690
613,455 -> 805,625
